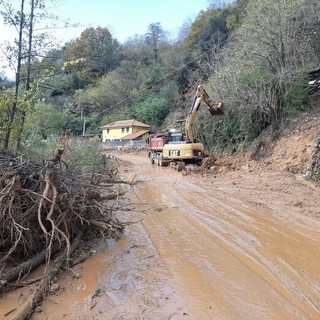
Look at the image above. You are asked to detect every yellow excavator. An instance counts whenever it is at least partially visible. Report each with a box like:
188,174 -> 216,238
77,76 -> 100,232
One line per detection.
148,85 -> 224,170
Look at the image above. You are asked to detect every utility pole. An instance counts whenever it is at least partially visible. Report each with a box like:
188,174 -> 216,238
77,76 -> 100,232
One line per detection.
81,107 -> 86,136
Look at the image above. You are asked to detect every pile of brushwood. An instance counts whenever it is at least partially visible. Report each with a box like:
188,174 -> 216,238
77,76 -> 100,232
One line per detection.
0,144 -> 128,319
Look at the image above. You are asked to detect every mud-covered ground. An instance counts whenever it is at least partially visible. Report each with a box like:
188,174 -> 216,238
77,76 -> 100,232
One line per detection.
1,109 -> 320,320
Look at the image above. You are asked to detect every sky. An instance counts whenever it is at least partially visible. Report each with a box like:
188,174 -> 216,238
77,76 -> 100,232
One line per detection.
0,0 -> 211,78
51,0 -> 211,43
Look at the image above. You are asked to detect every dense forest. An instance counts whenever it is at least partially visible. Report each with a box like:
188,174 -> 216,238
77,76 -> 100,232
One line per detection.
0,0 -> 319,154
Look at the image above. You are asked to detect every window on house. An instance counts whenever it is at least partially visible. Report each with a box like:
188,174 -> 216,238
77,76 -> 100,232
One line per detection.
126,127 -> 129,133
121,128 -> 125,133
107,129 -> 110,134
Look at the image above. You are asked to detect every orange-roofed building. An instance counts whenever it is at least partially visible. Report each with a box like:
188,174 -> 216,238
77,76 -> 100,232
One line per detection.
101,119 -> 150,142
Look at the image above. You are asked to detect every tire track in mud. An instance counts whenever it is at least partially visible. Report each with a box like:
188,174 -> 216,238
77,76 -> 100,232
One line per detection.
152,178 -> 320,319
118,153 -> 320,319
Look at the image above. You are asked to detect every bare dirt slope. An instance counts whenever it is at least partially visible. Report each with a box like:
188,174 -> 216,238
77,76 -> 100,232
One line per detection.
1,109 -> 320,320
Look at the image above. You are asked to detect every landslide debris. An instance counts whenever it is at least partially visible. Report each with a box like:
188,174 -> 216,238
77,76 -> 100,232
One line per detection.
0,146 -> 128,319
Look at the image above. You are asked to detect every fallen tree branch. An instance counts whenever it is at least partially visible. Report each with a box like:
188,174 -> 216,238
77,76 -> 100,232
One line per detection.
0,243 -> 60,293
11,231 -> 83,320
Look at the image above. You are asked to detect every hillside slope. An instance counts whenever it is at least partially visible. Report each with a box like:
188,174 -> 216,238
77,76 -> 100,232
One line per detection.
198,104 -> 320,181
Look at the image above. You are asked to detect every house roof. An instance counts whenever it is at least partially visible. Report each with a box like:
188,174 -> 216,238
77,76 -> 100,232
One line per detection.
101,119 -> 150,129
121,130 -> 149,140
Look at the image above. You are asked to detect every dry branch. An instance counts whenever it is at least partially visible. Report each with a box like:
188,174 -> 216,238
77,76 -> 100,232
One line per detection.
0,243 -> 60,293
0,149 -> 127,296
11,231 -> 83,320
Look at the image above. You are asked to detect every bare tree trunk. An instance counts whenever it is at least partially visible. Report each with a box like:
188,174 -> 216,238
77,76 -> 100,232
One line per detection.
11,231 -> 83,320
4,0 -> 25,150
16,0 -> 35,151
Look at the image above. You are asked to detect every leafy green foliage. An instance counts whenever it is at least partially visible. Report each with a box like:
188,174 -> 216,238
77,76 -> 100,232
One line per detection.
24,102 -> 64,140
21,137 -> 106,176
0,90 -> 32,149
131,94 -> 169,128
145,23 -> 166,61
184,4 -> 240,54
63,140 -> 106,175
0,91 -> 14,148
63,27 -> 120,75
283,76 -> 309,116
62,112 -> 84,136
21,136 -> 60,162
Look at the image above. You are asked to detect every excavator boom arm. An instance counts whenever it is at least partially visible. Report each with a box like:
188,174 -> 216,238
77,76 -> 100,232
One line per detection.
185,85 -> 224,142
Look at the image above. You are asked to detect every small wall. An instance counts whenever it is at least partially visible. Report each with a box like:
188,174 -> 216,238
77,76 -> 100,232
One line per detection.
102,140 -> 147,149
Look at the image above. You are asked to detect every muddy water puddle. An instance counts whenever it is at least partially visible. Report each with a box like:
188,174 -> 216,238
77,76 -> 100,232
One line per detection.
0,238 -> 126,320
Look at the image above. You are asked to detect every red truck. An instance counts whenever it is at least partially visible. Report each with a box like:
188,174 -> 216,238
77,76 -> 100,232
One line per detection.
147,133 -> 169,166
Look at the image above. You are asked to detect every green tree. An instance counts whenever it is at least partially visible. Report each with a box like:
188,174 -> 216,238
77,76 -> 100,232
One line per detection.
63,27 -> 120,75
145,22 -> 166,61
24,102 -> 64,140
182,4 -> 239,88
0,91 -> 15,147
234,0 -> 319,122
1,0 -> 26,149
131,94 -> 169,128
0,0 -> 66,149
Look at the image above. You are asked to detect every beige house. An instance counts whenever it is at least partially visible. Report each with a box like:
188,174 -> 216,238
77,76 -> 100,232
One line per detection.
101,119 -> 150,142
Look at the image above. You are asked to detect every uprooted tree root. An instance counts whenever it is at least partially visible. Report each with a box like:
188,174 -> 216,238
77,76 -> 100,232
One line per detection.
0,150 -> 129,318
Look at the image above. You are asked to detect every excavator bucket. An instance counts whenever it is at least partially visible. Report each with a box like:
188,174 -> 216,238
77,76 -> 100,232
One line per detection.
197,85 -> 224,117
207,102 -> 224,117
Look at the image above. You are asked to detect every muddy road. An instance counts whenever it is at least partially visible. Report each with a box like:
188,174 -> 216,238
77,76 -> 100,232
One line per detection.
115,152 -> 320,320
2,150 -> 320,320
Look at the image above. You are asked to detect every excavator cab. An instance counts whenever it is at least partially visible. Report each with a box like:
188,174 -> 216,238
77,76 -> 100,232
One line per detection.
168,132 -> 184,144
